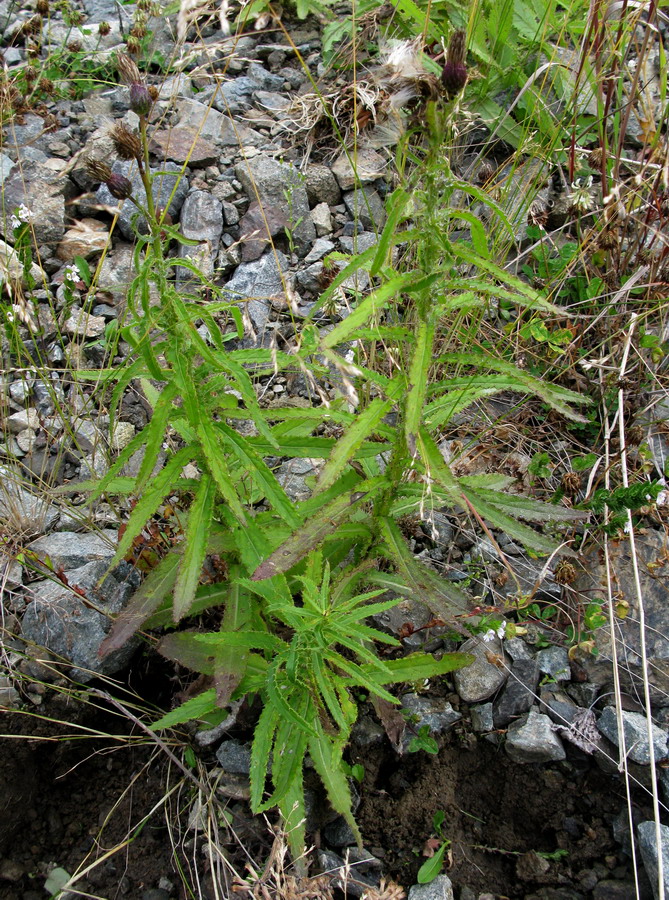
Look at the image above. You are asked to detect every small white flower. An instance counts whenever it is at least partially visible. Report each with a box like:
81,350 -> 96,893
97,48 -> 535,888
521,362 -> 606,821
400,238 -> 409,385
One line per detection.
12,204 -> 34,228
656,490 -> 668,507
10,215 -> 21,230
569,175 -> 594,213
496,621 -> 507,639
64,263 -> 81,283
481,628 -> 496,643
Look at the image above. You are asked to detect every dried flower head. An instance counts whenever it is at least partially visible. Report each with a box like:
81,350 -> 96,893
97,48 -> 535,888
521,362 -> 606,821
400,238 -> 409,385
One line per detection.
116,51 -> 141,86
98,20 -> 111,36
554,559 -> 577,585
22,14 -> 43,36
568,175 -> 594,214
626,423 -> 645,446
85,158 -> 113,184
38,76 -> 54,94
130,23 -> 148,39
442,30 -> 468,98
24,65 -> 37,82
126,35 -> 141,55
110,122 -> 142,161
67,40 -> 82,53
35,0 -> 49,15
561,471 -> 581,496
589,146 -> 605,169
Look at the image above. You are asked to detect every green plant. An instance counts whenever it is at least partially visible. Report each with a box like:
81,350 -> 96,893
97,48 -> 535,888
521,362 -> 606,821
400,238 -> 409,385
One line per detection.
58,51 -> 589,865
417,811 -> 451,884
408,724 -> 439,755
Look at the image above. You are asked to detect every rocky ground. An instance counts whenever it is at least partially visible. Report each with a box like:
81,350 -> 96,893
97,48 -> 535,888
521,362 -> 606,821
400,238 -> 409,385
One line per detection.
2,0 -> 669,898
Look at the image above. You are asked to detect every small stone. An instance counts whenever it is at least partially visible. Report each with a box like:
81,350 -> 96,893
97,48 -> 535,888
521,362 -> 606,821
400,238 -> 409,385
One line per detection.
305,164 -> 341,205
343,185 -> 387,231
408,874 -> 455,900
470,703 -> 494,732
222,250 -> 288,334
15,428 -> 37,453
401,693 -> 461,735
323,816 -> 357,847
505,708 -> 566,763
331,148 -> 387,190
7,409 -> 40,433
149,127 -> 219,167
27,530 -> 118,571
215,740 -> 252,775
493,657 -> 540,728
64,307 -> 106,338
56,218 -> 109,261
637,821 -> 669,900
504,637 -> 534,660
537,646 -> 571,682
111,421 -> 136,451
597,707 -> 668,765
180,191 -> 223,245
304,238 -> 335,265
453,636 -> 508,703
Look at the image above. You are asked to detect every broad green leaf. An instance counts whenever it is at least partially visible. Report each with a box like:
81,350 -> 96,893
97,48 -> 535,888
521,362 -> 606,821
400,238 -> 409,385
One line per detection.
460,487 -> 563,555
308,244 -> 378,318
99,551 -> 180,657
470,487 -> 589,523
360,652 -> 475,685
266,657 -> 318,737
152,689 -> 217,730
249,434 -> 390,459
173,473 -> 216,622
135,383 -> 180,493
251,477 -> 385,581
417,842 -> 449,884
370,188 -> 410,276
192,631 -> 287,653
267,706 -> 310,807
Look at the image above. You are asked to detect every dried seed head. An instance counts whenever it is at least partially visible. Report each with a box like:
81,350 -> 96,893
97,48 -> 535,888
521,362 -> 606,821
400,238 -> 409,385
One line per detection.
66,9 -> 83,26
67,39 -> 82,52
24,65 -> 37,82
38,76 -> 54,94
110,122 -> 142,161
107,173 -> 134,200
35,0 -> 49,14
442,30 -> 468,98
626,423 -> 645,446
130,23 -> 148,39
116,51 -> 141,85
148,85 -> 159,102
98,20 -> 111,35
561,471 -> 582,496
85,158 -> 113,183
589,147 -> 605,169
554,559 -> 577,585
23,14 -> 43,36
129,81 -> 152,116
126,35 -> 141,55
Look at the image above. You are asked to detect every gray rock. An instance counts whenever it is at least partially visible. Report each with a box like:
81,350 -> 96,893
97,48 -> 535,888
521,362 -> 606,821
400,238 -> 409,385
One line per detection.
305,164 -> 341,206
274,457 -> 317,501
238,200 -> 288,262
6,409 -> 40,433
536,646 -> 571,682
493,657 -> 540,727
27,529 -> 118,571
574,531 -> 669,702
338,232 -> 379,254
215,740 -> 252,775
331,147 -> 387,191
180,191 -> 223,245
63,307 -> 106,338
0,153 -> 16,183
597,707 -> 668,765
539,686 -> 579,728
505,708 -> 566,763
343,185 -> 386,231
214,76 -> 261,113
470,702 -> 494,732
235,155 -> 315,254
504,637 -> 534,661
401,693 -> 462,734
453,636 -> 508,703
408,874 -> 455,900
0,465 -> 60,535
304,238 -> 335,265
637,821 -> 669,900
351,715 -> 385,747
96,242 -> 135,305
317,849 -> 376,897
21,559 -> 141,679
247,62 -> 284,91
0,162 -> 65,245
311,202 -> 333,236
222,250 -> 288,334
323,816 -> 357,847
96,160 -> 189,240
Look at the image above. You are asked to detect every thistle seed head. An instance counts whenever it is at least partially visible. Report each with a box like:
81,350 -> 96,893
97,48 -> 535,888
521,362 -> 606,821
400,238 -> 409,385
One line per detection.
85,158 -> 113,183
116,51 -> 141,85
561,471 -> 582,496
35,0 -> 49,15
110,122 -> 142,161
98,20 -> 111,36
554,559 -> 577,585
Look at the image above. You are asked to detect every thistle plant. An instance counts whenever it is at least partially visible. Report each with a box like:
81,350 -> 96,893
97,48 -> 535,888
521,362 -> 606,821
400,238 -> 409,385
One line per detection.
70,50 -> 593,865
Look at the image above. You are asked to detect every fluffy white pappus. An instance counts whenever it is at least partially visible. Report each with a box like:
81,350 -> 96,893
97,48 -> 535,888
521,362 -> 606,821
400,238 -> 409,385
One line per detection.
379,38 -> 426,80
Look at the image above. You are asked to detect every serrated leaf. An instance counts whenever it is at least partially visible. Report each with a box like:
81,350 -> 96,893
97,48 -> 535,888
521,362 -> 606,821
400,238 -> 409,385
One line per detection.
250,701 -> 280,811
197,420 -> 247,524
361,652 -> 475,684
152,689 -> 217,730
173,473 -> 216,622
309,725 -> 362,847
470,487 -> 589,523
405,314 -> 435,452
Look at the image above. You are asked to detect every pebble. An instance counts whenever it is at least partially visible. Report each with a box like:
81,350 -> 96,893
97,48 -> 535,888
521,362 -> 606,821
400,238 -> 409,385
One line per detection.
505,708 -> 566,763
453,636 -> 508,703
637,821 -> 669,900
407,874 -> 455,900
597,707 -> 669,765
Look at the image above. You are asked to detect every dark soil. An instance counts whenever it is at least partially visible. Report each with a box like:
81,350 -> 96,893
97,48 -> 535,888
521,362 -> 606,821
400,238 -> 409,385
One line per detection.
0,679 -> 652,900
